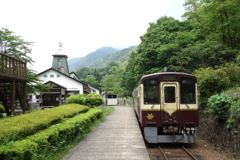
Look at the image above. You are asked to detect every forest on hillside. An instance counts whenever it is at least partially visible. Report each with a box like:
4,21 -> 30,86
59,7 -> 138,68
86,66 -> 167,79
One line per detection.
77,0 -> 240,97
78,0 -> 240,133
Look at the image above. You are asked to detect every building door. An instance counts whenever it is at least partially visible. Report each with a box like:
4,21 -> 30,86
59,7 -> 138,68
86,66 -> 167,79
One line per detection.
42,94 -> 59,106
161,83 -> 179,124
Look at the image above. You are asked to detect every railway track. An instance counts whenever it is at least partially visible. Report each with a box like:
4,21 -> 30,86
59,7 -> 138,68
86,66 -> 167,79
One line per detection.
158,144 -> 199,160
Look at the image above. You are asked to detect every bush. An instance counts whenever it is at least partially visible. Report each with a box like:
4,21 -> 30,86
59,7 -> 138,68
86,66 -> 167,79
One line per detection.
207,94 -> 231,124
0,104 -> 89,144
227,96 -> 240,131
221,64 -> 240,86
87,92 -> 104,107
194,67 -> 230,98
66,94 -> 87,105
194,64 -> 240,105
0,104 -> 5,113
66,93 -> 104,108
0,140 -> 37,160
0,104 -> 5,118
0,108 -> 103,160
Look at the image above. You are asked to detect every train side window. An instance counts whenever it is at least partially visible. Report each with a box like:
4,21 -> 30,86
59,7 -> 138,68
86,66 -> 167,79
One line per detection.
180,77 -> 196,104
144,77 -> 160,104
164,86 -> 176,103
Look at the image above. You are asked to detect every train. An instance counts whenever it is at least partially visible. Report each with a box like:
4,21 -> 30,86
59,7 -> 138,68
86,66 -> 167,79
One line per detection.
132,72 -> 198,143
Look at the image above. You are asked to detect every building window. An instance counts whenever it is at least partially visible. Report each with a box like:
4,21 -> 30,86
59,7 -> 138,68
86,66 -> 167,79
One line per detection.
50,75 -> 54,78
57,74 -> 61,78
43,75 -> 47,78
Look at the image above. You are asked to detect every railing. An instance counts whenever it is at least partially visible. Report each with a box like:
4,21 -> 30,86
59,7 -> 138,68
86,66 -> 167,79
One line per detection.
0,53 -> 27,80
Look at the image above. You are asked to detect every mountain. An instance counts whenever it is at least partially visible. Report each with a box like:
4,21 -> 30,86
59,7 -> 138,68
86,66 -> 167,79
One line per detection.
68,46 -> 118,72
68,57 -> 83,66
88,46 -> 137,68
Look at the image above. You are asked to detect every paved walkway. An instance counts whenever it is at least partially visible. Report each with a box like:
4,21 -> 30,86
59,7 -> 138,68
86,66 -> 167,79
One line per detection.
61,105 -> 150,160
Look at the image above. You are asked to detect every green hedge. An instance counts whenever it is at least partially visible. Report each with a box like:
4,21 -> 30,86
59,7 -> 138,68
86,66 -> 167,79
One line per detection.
66,92 -> 104,108
0,140 -> 37,160
0,104 -> 89,144
0,108 -> 102,160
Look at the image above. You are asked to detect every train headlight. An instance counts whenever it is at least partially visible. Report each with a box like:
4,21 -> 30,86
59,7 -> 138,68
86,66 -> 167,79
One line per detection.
185,127 -> 191,134
191,127 -> 195,134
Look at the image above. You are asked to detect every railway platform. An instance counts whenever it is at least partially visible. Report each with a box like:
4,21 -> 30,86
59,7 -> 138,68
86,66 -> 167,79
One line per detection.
61,105 -> 150,160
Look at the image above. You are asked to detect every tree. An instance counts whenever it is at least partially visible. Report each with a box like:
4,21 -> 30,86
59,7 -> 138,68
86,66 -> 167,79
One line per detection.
0,28 -> 33,63
84,75 -> 100,88
0,28 -> 49,94
27,69 -> 50,94
122,50 -> 143,96
75,67 -> 90,80
123,17 -> 195,95
135,17 -> 194,74
100,63 -> 126,96
168,40 -> 239,73
183,0 -> 240,49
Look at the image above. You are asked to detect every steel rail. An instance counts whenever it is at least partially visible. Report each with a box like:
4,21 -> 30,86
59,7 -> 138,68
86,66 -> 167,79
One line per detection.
158,146 -> 168,160
181,145 -> 198,160
158,145 -> 198,160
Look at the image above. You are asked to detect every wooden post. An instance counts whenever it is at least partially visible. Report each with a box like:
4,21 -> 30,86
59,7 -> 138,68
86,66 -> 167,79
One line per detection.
11,80 -> 15,116
22,82 -> 27,112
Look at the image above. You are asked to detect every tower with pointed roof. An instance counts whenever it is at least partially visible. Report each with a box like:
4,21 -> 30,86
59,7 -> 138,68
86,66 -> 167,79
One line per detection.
51,43 -> 70,75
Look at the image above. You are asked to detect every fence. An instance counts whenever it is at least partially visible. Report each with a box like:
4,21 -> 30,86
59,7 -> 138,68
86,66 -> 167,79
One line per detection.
0,53 -> 27,80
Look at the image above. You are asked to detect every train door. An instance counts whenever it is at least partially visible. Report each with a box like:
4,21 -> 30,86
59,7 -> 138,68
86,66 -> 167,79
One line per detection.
161,83 -> 179,124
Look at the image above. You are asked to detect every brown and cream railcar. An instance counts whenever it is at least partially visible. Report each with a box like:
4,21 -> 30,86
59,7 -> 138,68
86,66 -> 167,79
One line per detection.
133,72 -> 198,143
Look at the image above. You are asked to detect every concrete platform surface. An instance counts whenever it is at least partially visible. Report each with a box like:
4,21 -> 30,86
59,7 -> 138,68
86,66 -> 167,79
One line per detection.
61,105 -> 150,160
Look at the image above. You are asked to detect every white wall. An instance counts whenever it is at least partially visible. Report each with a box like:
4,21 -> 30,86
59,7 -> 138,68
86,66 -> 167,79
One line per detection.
89,85 -> 100,94
107,99 -> 118,106
38,70 -> 83,93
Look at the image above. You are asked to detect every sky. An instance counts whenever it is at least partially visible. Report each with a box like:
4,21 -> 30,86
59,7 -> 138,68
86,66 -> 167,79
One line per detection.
0,0 -> 186,73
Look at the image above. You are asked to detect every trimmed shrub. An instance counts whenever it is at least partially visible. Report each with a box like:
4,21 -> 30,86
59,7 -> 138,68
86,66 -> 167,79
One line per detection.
0,139 -> 37,160
66,93 -> 104,108
0,104 -> 89,144
66,94 -> 87,105
87,92 -> 104,107
0,108 -> 103,159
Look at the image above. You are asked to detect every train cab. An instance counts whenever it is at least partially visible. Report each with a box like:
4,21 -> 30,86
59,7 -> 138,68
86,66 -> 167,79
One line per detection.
133,72 -> 198,143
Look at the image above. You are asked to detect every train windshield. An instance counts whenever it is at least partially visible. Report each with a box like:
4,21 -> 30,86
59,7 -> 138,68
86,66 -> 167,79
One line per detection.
180,77 -> 196,104
144,77 -> 160,104
164,86 -> 176,103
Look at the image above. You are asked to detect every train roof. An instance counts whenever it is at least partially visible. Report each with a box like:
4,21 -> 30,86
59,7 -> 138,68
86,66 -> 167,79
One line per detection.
140,72 -> 197,83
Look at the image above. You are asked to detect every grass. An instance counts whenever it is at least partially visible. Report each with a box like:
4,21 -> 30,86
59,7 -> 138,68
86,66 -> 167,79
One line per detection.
32,106 -> 115,160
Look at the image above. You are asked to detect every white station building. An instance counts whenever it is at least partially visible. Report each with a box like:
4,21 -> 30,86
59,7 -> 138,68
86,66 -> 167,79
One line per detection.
28,45 -> 100,107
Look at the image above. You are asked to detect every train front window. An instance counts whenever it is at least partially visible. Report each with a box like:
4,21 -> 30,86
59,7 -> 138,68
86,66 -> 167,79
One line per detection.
144,77 -> 160,104
180,77 -> 196,104
164,86 -> 176,103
